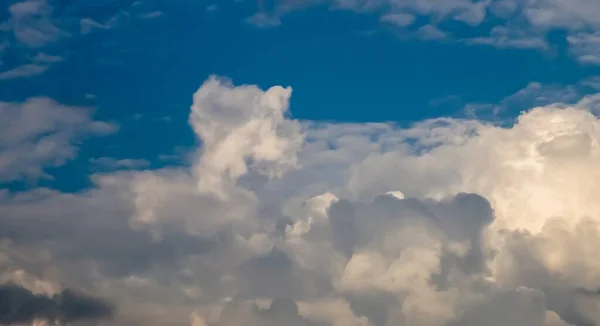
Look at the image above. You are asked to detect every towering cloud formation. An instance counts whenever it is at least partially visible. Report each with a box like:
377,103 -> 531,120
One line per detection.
189,76 -> 303,199
2,76 -> 600,325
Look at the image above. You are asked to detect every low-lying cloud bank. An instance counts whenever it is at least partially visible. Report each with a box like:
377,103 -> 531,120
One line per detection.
2,76 -> 600,325
0,283 -> 113,325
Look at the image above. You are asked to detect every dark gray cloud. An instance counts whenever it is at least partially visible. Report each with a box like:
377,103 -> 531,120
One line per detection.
0,283 -> 113,325
218,298 -> 318,326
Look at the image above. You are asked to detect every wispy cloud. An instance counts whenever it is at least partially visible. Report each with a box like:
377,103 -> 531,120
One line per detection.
80,17 -> 118,35
466,26 -> 548,50
89,157 -> 150,170
33,52 -> 64,63
138,11 -> 164,19
246,0 -> 600,65
0,52 -> 64,81
0,64 -> 47,80
380,13 -> 415,27
245,12 -> 282,28
4,0 -> 65,48
417,24 -> 447,40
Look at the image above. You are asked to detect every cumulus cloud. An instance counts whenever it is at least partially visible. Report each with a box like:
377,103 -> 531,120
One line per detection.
0,97 -> 117,182
3,76 -> 600,326
189,76 -> 302,199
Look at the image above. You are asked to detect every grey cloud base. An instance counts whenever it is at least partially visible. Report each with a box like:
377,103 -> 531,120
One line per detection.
2,76 -> 600,325
0,283 -> 113,325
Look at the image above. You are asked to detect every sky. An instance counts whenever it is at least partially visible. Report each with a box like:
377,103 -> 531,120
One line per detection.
3,0 -> 600,325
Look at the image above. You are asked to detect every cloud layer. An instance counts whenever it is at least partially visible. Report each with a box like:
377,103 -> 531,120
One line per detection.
0,283 -> 113,325
247,0 -> 600,64
3,76 -> 600,325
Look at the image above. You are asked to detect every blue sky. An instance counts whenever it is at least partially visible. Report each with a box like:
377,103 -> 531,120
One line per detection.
3,0 -> 600,191
4,2 -> 600,325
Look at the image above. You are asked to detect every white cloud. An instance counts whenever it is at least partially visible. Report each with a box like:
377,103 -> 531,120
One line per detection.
465,81 -> 584,120
0,97 -> 117,182
0,52 -> 64,81
3,0 -> 64,48
32,52 -> 63,63
189,76 -> 303,199
466,26 -> 548,50
245,12 -> 282,28
523,0 -> 600,30
380,13 -> 415,27
417,24 -> 448,40
567,31 -> 600,65
80,16 -> 119,35
3,77 -> 600,325
139,11 -> 164,19
0,63 -> 48,80
90,157 -> 150,170
250,0 -> 600,64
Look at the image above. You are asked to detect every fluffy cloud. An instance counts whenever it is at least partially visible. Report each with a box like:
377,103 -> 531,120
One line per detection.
567,32 -> 600,65
0,97 -> 117,182
2,0 -> 64,48
3,76 -> 600,326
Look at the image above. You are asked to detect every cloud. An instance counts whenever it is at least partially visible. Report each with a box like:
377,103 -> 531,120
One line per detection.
139,11 -> 164,19
0,52 -> 64,81
464,81 -> 585,121
0,97 -> 117,182
245,12 -> 282,28
567,31 -> 600,65
80,16 -> 118,35
0,283 -> 113,325
32,52 -> 64,64
0,63 -> 48,80
90,157 -> 151,170
466,26 -> 548,50
417,24 -> 448,40
380,13 -> 415,27
523,0 -> 600,30
188,76 -> 302,199
248,0 -> 600,64
216,298 -> 318,326
3,0 -> 65,48
4,76 -> 600,325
